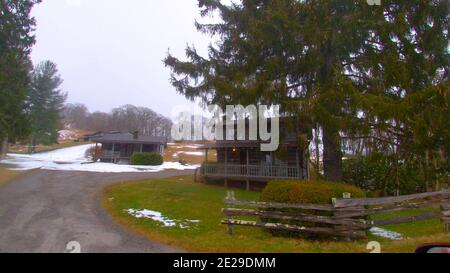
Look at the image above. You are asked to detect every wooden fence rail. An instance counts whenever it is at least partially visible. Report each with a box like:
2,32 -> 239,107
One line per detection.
331,199 -> 444,219
222,190 -> 450,240
442,203 -> 450,232
333,190 -> 450,208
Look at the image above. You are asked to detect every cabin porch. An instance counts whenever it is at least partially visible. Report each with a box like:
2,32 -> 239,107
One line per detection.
99,142 -> 162,164
199,143 -> 309,190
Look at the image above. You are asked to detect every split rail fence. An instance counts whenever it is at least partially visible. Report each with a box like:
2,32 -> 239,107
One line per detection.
222,189 -> 450,239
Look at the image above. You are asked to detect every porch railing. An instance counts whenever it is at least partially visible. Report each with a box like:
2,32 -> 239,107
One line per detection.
202,163 -> 301,180
101,151 -> 121,158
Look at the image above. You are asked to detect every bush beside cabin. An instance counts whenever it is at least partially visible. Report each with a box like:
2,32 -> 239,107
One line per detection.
131,152 -> 164,166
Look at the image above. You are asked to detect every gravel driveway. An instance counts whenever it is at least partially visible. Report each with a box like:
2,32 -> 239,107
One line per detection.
0,169 -> 194,253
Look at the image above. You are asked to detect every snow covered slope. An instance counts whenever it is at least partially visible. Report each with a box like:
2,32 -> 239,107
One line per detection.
2,144 -> 199,173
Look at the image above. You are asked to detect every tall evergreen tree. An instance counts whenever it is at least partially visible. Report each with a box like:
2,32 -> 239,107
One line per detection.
0,0 -> 41,157
354,0 -> 449,192
165,0 -> 371,181
165,0 -> 448,185
28,61 -> 67,151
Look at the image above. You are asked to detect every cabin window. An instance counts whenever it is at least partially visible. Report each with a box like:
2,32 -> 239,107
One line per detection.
265,154 -> 272,164
103,143 -> 112,151
239,150 -> 247,165
113,144 -> 120,152
142,144 -> 155,153
274,157 -> 282,166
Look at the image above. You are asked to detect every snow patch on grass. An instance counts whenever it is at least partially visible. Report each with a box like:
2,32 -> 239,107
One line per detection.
8,144 -> 95,163
168,143 -> 202,149
173,151 -> 204,157
183,151 -> 204,156
58,129 -> 79,141
125,209 -> 200,229
370,227 -> 403,240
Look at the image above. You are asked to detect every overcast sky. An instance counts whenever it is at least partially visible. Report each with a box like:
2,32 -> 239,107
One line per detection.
31,0 -> 215,119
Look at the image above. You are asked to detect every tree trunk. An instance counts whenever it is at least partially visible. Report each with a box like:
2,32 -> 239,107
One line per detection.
29,134 -> 37,154
315,125 -> 321,177
424,150 -> 430,192
434,156 -> 440,191
323,126 -> 343,182
0,136 -> 8,159
319,31 -> 342,182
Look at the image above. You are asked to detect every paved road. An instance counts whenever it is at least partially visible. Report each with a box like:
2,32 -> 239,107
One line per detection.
0,169 -> 194,253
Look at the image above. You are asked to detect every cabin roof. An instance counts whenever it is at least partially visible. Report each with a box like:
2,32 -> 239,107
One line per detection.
92,132 -> 166,145
83,131 -> 121,138
198,141 -> 260,149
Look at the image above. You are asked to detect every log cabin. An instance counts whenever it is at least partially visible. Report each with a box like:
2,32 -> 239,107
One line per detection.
198,118 -> 310,190
92,131 -> 165,164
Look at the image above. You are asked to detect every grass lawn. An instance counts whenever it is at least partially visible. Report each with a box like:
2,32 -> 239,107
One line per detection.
0,164 -> 23,187
103,176 -> 449,253
370,206 -> 444,239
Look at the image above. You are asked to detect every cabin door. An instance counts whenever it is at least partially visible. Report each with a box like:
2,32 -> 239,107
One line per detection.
240,150 -> 247,165
125,144 -> 134,157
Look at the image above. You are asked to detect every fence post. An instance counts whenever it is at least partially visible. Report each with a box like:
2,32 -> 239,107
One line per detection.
441,200 -> 450,233
226,191 -> 236,235
332,193 -> 354,241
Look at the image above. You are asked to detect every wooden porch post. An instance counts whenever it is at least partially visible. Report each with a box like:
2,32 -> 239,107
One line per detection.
224,148 -> 228,188
270,151 -> 274,177
112,143 -> 116,163
205,149 -> 209,163
246,149 -> 250,191
140,144 -> 143,153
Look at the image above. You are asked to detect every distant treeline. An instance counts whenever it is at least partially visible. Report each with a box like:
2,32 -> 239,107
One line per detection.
63,104 -> 172,139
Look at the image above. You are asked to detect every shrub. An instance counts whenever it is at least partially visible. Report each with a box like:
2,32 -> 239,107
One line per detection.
261,180 -> 365,205
130,152 -> 163,166
342,153 -> 429,195
85,146 -> 101,162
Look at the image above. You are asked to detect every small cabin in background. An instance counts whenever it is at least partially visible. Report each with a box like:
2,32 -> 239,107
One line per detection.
198,118 -> 310,191
92,131 -> 165,164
